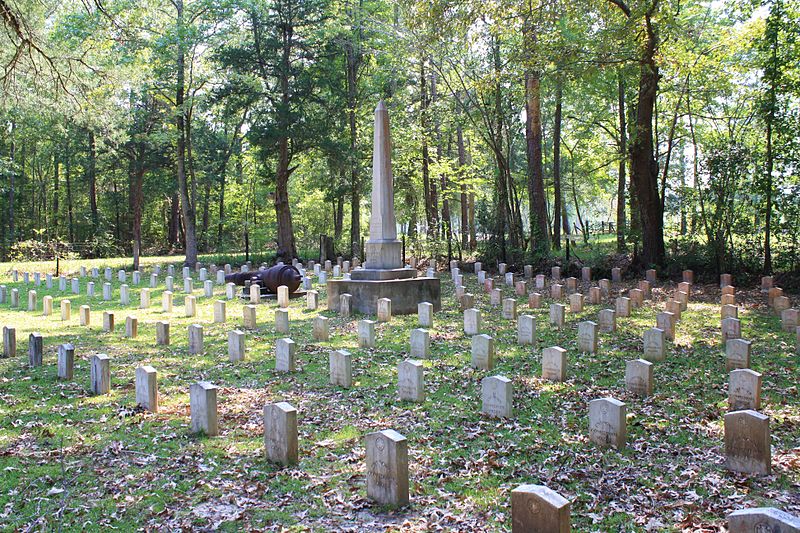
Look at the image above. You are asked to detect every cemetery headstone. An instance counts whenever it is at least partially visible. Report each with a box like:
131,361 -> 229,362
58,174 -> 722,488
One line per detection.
724,410 -> 770,476
264,402 -> 298,466
365,429 -> 409,507
329,349 -> 353,388
471,334 -> 495,370
398,360 -> 424,402
190,382 -> 219,436
156,321 -> 170,345
481,375 -> 513,418
135,366 -> 158,412
729,369 -> 761,411
276,338 -> 296,372
57,343 -> 74,380
625,359 -> 653,397
28,332 -> 43,367
588,397 -> 626,449
90,354 -> 111,395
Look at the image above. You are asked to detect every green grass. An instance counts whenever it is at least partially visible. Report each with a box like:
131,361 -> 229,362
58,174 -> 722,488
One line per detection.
0,255 -> 797,530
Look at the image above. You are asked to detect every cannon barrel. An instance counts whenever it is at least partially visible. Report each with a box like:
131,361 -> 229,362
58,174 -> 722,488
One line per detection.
225,265 -> 302,294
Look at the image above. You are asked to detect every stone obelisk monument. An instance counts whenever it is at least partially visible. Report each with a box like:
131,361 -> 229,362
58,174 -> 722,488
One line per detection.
326,101 -> 440,315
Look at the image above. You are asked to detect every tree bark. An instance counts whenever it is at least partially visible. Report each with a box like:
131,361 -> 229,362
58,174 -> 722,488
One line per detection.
420,58 -> 433,237
52,153 -> 59,240
346,13 -> 362,258
525,68 -> 550,255
616,72 -> 627,251
457,124 -> 469,250
65,150 -> 74,243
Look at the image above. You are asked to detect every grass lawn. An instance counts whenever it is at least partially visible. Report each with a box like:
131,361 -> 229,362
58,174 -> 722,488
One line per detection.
0,255 -> 797,531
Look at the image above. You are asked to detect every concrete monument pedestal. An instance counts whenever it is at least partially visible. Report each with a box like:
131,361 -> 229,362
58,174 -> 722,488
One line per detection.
327,101 -> 440,316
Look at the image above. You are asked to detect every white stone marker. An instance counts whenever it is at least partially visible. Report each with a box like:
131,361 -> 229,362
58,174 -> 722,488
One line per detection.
727,508 -> 800,532
722,317 -> 742,344
2,326 -> 15,357
125,316 -> 138,338
721,304 -> 739,319
490,288 -> 503,307
79,305 -> 91,326
529,292 -> 542,308
120,284 -> 130,305
550,284 -> 563,300
643,327 -> 666,362
729,369 -> 761,411
140,288 -> 151,309
203,280 -> 213,298
276,285 -> 289,308
542,346 -> 567,382
227,330 -> 245,361
358,319 -> 376,348
213,300 -> 227,323
156,321 -> 170,345
517,315 -> 536,345
87,281 -> 95,298
589,397 -> 626,449
275,309 -> 289,334
511,484 -> 571,533
199,268 -> 207,281
726,338 -> 752,370
43,295 -> 53,316
417,301 -> 433,328
61,299 -> 71,321
577,321 -> 598,353
656,311 -> 676,340
312,316 -> 329,341
471,334 -> 495,370
398,360 -> 424,402
165,276 -> 174,292
71,278 -> 80,294
57,343 -> 74,380
549,303 -> 566,329
724,410 -> 770,476
135,366 -> 158,412
162,291 -> 173,312
306,290 -> 319,310
568,293 -> 584,313
185,295 -> 197,318
781,308 -> 799,333
264,402 -> 298,466
482,375 -> 512,418
27,290 -> 36,312
103,282 -> 112,301
410,328 -> 430,358
365,427 -> 409,507
615,296 -> 631,317
329,349 -> 353,388
103,311 -> 115,332
625,359 -> 653,397
339,293 -> 352,317
502,298 -> 518,320
463,308 -> 481,336
150,273 -> 158,288
629,288 -> 644,308
598,309 -> 616,333
184,277 -> 194,295
118,270 -> 127,283
216,270 -> 226,285
28,332 -> 43,367
58,276 -> 66,291
188,324 -> 204,354
9,288 -> 18,308
243,305 -> 257,329
190,382 -> 219,436
275,338 -> 296,372
90,354 -> 111,395
377,298 -> 392,322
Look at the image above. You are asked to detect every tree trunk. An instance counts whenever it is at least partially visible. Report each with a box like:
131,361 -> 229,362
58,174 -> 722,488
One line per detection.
346,20 -> 362,258
525,69 -> 550,255
616,72 -> 627,251
131,143 -> 145,271
88,130 -> 98,230
65,151 -> 74,243
8,124 -> 15,247
420,59 -> 433,237
53,153 -> 59,240
457,124 -> 469,250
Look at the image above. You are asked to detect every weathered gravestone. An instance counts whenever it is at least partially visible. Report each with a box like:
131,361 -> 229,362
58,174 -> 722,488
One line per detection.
542,346 -> 567,382
724,409 -> 770,476
103,311 -> 115,332
312,316 -> 329,342
726,338 -> 752,370
125,316 -> 138,338
28,332 -> 43,367
625,359 -> 653,397
365,429 -> 409,507
482,375 -> 513,418
643,328 -> 666,362
358,320 -> 376,348
57,343 -> 74,380
615,297 -> 631,318
569,293 -> 584,313
306,290 -> 319,311
243,305 -> 257,329
517,315 -> 536,345
503,298 -> 518,320
135,366 -> 158,413
727,507 -> 800,533
264,402 -> 298,466
2,326 -> 14,358
471,334 -> 495,370
156,321 -> 170,346
90,354 -> 111,395
577,321 -> 598,353
275,338 -> 296,372
729,369 -> 761,411
598,309 -> 616,333
549,304 -> 566,329
410,328 -> 430,358
188,324 -> 204,354
275,309 -> 289,334
511,484 -> 571,533
589,397 -> 626,449
464,308 -> 481,336
190,382 -> 219,436
398,360 -> 424,402
418,301 -> 433,328
185,295 -> 197,318
329,349 -> 352,388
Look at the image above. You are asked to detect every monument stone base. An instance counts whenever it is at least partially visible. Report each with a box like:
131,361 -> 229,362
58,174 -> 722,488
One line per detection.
327,275 -> 441,315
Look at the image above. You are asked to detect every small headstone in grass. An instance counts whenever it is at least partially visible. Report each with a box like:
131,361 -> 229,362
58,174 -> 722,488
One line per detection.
675,290 -> 689,311
168,265 -> 176,277
582,266 -> 591,282
615,297 -> 630,318
498,263 -> 507,275
119,270 -> 127,283
629,288 -> 644,308
589,286 -> 601,305
318,271 -> 328,284
550,284 -> 564,300
482,375 -> 513,418
166,276 -> 174,292
727,507 -> 800,532
722,317 -> 742,343
312,315 -> 330,341
264,402 -> 298,466
133,270 -> 141,285
726,338 -> 752,370
43,295 -> 52,316
151,273 -> 158,288
329,349 -> 352,388
156,321 -> 170,345
306,290 -> 318,310
525,292 -> 540,308
57,343 -> 74,380
577,321 -> 598,354
511,484 -> 571,533
724,409 -> 770,476
589,397 -> 626,449
183,266 -> 191,279
213,300 -> 226,323
190,381 -> 219,436
464,308 -> 482,336
599,279 -> 611,295
459,292 -> 474,311
490,288 -> 503,307
565,277 -> 578,293
275,309 -> 289,334
135,365 -> 158,413
418,302 -> 433,328
682,269 -> 694,284
203,280 -> 213,298
2,326 -> 15,357
517,315 -> 536,345
535,274 -> 545,289
398,360 -> 424,402
120,284 -> 130,305
515,281 -> 527,296
678,281 -> 692,298
611,267 -> 621,283
598,309 -> 616,332
249,283 -> 261,304
0,285 -> 7,304
477,270 -> 486,285
216,270 -> 225,285
773,296 -> 791,315
782,309 -> 799,332
277,285 -> 289,308
568,293 -> 583,313
729,369 -> 761,411
471,334 -> 495,370
28,332 -> 43,367
71,278 -> 80,294
79,305 -> 90,326
643,327 -> 666,362
768,287 -> 783,306
161,291 -> 174,313
27,290 -> 36,312
61,299 -> 71,321
722,285 -> 736,297
541,346 -> 567,382
34,272 -> 41,286
549,303 -> 566,329
10,288 -> 18,308
551,266 -> 561,280
638,280 -> 652,298
339,293 -> 353,318
90,353 -> 111,395
92,268 -> 99,278
376,298 -> 393,322
343,260 -> 351,273
225,282 -> 236,300
503,298 -> 518,320
645,269 -> 657,283
59,275 -> 66,291
721,304 -> 739,319
46,274 -> 53,289
243,305 -> 257,329
125,316 -> 138,338
720,273 -> 733,287
505,272 -> 514,286
625,359 -> 653,397
665,299 -> 682,320
225,329 -> 245,361
103,311 -> 115,333
275,338 -> 296,372
484,278 -> 494,293
140,288 -> 151,309
87,282 -> 95,298
358,320 -> 376,348
410,328 -> 430,358
365,429 -> 409,507
188,324 -> 204,354
199,268 -> 207,282
185,295 -> 197,318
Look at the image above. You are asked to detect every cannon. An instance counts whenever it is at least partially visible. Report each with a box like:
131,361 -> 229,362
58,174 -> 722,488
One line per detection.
225,264 -> 302,294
